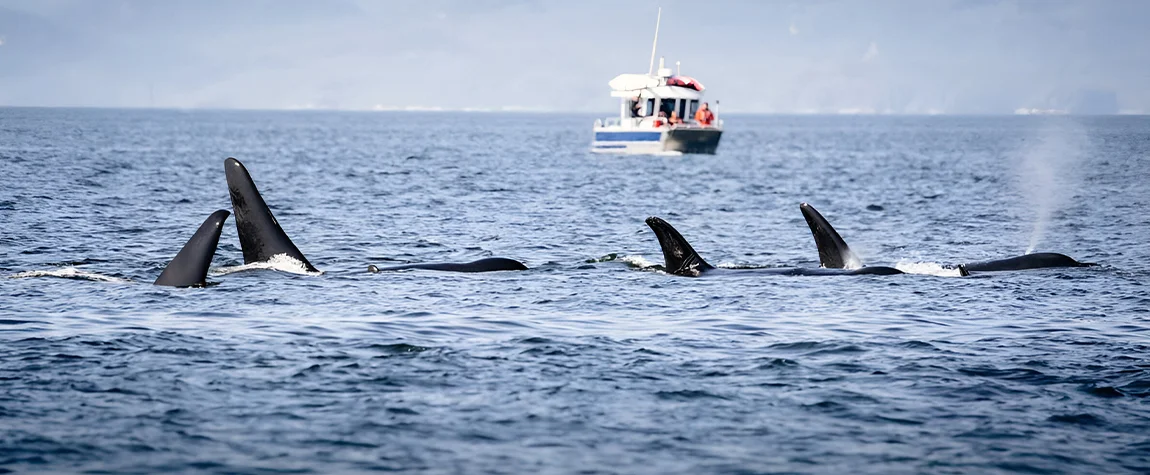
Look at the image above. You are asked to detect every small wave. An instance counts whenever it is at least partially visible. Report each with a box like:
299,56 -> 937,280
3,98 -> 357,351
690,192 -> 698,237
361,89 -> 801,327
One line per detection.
895,260 -> 965,277
8,267 -> 132,283
211,254 -> 323,276
654,389 -> 728,400
715,263 -> 770,270
619,255 -> 659,269
585,253 -> 619,263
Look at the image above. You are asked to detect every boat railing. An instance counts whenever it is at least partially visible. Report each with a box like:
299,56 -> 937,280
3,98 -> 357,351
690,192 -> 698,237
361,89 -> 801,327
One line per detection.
595,117 -> 721,129
596,117 -> 646,128
667,120 -> 723,130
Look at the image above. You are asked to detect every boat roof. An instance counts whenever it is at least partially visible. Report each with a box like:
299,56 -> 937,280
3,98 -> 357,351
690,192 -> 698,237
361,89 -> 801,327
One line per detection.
609,73 -> 705,100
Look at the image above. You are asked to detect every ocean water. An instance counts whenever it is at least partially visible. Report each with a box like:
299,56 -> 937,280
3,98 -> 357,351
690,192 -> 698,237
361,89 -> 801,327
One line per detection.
1,108 -> 1149,474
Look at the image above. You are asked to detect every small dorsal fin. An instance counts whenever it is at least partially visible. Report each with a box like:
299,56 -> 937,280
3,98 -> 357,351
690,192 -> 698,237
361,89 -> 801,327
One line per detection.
154,210 -> 230,287
644,217 -> 714,276
799,203 -> 862,269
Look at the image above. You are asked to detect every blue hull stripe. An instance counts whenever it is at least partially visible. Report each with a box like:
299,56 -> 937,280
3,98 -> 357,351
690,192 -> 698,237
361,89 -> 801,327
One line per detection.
594,132 -> 662,142
592,144 -> 629,149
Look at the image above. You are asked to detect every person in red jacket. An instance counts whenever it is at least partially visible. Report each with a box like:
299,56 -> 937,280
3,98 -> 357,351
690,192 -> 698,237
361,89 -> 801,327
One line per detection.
694,102 -> 714,126
653,110 -> 667,128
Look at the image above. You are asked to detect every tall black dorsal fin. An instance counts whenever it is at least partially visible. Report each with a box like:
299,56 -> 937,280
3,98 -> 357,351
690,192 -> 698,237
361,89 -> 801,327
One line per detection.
224,158 -> 318,272
644,217 -> 714,276
800,203 -> 862,269
154,210 -> 230,287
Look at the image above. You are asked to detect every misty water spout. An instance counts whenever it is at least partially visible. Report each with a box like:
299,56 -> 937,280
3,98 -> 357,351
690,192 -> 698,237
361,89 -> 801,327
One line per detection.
1016,119 -> 1086,254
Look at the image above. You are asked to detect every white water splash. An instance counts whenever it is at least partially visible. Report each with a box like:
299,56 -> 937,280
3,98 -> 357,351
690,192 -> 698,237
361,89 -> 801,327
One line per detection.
8,267 -> 133,283
894,261 -> 966,277
211,254 -> 324,276
619,255 -> 659,269
1016,120 -> 1086,254
843,254 -> 864,270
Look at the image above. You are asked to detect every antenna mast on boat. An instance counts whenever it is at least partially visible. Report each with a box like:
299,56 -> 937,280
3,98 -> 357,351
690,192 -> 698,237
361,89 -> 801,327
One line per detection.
647,7 -> 662,76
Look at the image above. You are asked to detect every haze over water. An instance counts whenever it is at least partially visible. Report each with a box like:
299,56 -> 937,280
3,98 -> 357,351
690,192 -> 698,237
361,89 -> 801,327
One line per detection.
1,109 -> 1148,473
3,1 -> 1149,114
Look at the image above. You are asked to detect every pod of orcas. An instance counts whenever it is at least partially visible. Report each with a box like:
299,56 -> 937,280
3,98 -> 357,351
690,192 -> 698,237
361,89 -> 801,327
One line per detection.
152,158 -> 1096,287
643,204 -> 1093,278
154,158 -> 527,287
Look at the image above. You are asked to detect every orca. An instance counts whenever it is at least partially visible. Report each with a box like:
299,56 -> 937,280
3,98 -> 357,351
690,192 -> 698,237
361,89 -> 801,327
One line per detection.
800,201 -> 970,276
797,202 -> 941,274
367,257 -> 527,273
644,217 -> 903,277
960,253 -> 1095,272
799,203 -> 1097,275
154,210 -> 230,287
224,157 -> 318,272
799,202 -> 865,269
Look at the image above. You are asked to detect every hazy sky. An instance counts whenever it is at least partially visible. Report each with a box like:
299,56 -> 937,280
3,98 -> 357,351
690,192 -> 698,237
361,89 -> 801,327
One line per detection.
1,0 -> 1147,114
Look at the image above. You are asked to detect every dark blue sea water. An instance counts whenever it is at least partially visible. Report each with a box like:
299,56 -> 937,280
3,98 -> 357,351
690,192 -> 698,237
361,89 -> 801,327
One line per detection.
1,108 -> 1149,474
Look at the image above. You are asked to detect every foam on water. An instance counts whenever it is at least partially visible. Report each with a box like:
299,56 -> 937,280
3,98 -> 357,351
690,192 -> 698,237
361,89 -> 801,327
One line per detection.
843,256 -> 863,270
894,260 -> 966,277
211,253 -> 323,276
620,254 -> 659,269
8,267 -> 133,283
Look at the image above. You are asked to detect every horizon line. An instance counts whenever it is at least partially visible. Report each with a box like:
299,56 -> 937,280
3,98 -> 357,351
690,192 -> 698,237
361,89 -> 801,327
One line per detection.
0,105 -> 1145,117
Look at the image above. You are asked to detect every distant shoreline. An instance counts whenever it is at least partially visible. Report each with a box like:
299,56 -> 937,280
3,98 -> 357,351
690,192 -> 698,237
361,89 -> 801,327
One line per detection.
0,106 -> 1145,117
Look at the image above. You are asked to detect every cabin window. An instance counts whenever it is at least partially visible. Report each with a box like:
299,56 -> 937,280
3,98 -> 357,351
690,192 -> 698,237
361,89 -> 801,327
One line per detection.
630,99 -> 645,117
689,100 -> 700,118
647,98 -> 656,116
659,99 -> 676,117
679,99 -> 687,118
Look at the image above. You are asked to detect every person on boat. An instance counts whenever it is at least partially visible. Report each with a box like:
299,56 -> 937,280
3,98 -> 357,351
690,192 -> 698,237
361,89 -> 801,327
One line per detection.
695,102 -> 715,127
669,111 -> 683,126
630,97 -> 644,118
653,111 -> 667,128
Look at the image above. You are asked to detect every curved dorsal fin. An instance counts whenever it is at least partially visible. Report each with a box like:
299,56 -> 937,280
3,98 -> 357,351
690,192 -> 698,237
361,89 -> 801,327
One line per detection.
800,203 -> 862,269
154,210 -> 230,287
224,158 -> 317,272
645,217 -> 714,276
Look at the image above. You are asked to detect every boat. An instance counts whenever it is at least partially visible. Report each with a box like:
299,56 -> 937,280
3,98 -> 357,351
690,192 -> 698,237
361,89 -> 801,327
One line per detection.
591,9 -> 723,155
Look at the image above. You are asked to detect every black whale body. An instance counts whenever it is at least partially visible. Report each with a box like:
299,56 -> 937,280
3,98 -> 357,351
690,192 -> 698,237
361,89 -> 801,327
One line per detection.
226,157 -> 526,274
961,253 -> 1095,272
644,216 -> 903,277
799,202 -> 1096,275
368,258 -> 528,273
798,202 -> 915,274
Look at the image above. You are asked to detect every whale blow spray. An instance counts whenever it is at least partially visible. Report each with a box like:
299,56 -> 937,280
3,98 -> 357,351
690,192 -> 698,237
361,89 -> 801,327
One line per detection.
1016,119 -> 1086,255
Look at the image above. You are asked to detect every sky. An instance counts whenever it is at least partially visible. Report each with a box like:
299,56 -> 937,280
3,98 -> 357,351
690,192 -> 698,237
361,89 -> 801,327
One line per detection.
0,0 -> 1147,114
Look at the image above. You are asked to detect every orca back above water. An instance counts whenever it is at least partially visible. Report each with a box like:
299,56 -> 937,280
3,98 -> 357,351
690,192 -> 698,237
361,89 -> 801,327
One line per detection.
644,216 -> 902,277
962,253 -> 1095,272
797,203 -> 906,275
645,217 -> 715,277
154,210 -> 230,287
224,157 -> 318,272
368,257 -> 528,273
798,203 -> 1090,275
799,203 -> 863,269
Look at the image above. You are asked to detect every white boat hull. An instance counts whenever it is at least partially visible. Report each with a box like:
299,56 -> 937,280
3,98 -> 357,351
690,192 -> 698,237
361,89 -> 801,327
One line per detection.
591,127 -> 722,155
